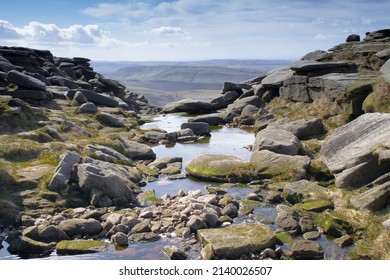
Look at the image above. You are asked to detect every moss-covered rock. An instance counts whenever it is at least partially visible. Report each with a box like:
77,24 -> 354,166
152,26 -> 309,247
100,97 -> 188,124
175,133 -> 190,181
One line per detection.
7,236 -> 54,258
56,240 -> 109,255
198,223 -> 275,259
282,180 -> 330,204
136,190 -> 160,207
313,211 -> 353,237
275,231 -> 295,246
293,200 -> 334,212
185,154 -> 245,182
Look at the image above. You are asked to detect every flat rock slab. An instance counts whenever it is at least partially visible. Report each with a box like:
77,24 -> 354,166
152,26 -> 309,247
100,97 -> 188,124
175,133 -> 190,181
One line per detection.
162,99 -> 213,114
321,113 -> 390,188
261,67 -> 294,87
56,240 -> 109,255
291,60 -> 355,73
197,223 -> 275,259
186,154 -> 244,182
253,127 -> 301,155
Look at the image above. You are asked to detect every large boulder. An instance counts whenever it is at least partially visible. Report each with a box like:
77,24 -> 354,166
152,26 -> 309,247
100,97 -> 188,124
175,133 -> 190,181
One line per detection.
96,112 -> 124,128
188,114 -> 224,126
58,218 -> 102,238
253,127 -> 301,155
6,70 -> 47,91
181,122 -> 210,136
282,180 -> 329,204
162,99 -> 214,114
250,150 -> 310,180
291,240 -> 324,260
321,113 -> 390,188
261,67 -> 294,87
48,152 -> 80,191
76,158 -> 141,206
67,89 -> 118,107
268,118 -> 325,139
84,144 -> 132,165
36,225 -> 70,243
350,179 -> 390,212
120,139 -> 156,160
211,90 -> 240,109
185,154 -> 245,182
380,59 -> 390,83
197,223 -> 275,259
291,60 -> 356,74
7,236 -> 54,258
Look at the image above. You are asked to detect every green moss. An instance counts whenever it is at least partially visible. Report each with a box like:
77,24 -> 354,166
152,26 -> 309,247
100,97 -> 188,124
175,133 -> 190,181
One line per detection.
137,189 -> 160,207
313,211 -> 353,237
276,231 -> 294,246
293,200 -> 334,212
56,240 -> 109,255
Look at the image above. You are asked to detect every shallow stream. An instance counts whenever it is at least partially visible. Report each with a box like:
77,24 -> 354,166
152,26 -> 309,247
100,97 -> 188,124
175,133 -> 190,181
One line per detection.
0,113 -> 348,260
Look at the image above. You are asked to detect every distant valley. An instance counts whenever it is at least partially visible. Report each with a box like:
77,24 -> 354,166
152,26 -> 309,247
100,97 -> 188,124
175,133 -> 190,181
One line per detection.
92,59 -> 292,107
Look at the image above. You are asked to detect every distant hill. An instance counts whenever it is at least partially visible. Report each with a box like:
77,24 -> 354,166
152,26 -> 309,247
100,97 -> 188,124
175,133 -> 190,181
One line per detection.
91,59 -> 292,106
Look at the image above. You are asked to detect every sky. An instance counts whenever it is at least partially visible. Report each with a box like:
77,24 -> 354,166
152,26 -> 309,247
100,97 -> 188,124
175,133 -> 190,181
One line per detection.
0,0 -> 389,61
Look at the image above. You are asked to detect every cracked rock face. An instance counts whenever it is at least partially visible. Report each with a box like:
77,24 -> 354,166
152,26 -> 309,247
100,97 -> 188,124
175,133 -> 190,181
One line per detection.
321,113 -> 390,188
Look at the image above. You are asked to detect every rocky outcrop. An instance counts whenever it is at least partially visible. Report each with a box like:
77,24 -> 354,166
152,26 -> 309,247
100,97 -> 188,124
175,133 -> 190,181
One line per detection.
321,113 -> 390,188
381,59 -> 390,83
197,223 -> 275,259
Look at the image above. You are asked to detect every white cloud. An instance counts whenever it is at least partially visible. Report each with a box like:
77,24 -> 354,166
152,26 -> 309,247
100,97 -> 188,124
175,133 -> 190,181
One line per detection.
150,26 -> 186,35
0,19 -> 120,47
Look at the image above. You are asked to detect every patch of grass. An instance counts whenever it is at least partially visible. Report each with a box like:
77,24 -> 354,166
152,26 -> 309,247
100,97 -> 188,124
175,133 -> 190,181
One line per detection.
0,140 -> 43,162
363,77 -> 390,113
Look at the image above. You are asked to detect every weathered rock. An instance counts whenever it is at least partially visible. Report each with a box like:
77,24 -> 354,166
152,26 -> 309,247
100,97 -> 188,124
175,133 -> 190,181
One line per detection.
85,144 -> 132,165
198,223 -> 275,259
162,245 -> 187,260
279,75 -> 310,102
283,180 -> 329,204
79,102 -> 98,114
295,200 -> 334,212
128,232 -> 161,243
364,29 -> 390,41
211,90 -> 240,109
0,200 -> 20,227
8,236 -> 54,257
121,139 -> 156,160
11,89 -> 49,100
187,215 -> 205,231
48,152 -> 80,191
185,154 -> 244,182
58,218 -> 103,238
6,70 -> 46,91
181,122 -> 210,136
321,113 -> 390,188
37,225 -> 70,243
188,114 -> 224,126
291,60 -> 356,74
224,95 -> 264,115
103,213 -> 123,231
375,49 -> 390,60
382,219 -> 390,231
56,240 -> 109,255
275,205 -> 300,234
301,50 -> 330,61
96,112 -> 124,127
201,243 -> 215,260
250,150 -> 310,180
350,181 -> 390,212
68,89 -> 118,107
346,34 -> 360,42
299,216 -> 315,233
73,91 -> 88,104
380,59 -> 390,83
303,231 -> 321,240
162,99 -> 214,114
313,212 -> 353,237
269,118 -> 325,139
291,240 -> 324,260
77,158 -> 141,205
253,127 -> 301,155
131,220 -> 151,233
111,232 -> 129,246
261,67 -> 294,87
335,235 -> 354,248
221,203 -> 238,218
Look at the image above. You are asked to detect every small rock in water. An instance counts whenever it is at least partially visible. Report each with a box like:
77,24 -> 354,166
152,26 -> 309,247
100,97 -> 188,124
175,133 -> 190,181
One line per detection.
335,235 -> 354,248
162,245 -> 187,260
303,231 -> 321,240
111,232 -> 129,246
201,244 -> 214,260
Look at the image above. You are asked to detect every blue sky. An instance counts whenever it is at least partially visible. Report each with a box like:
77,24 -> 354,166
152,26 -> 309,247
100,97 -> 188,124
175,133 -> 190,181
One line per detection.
0,0 -> 389,61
